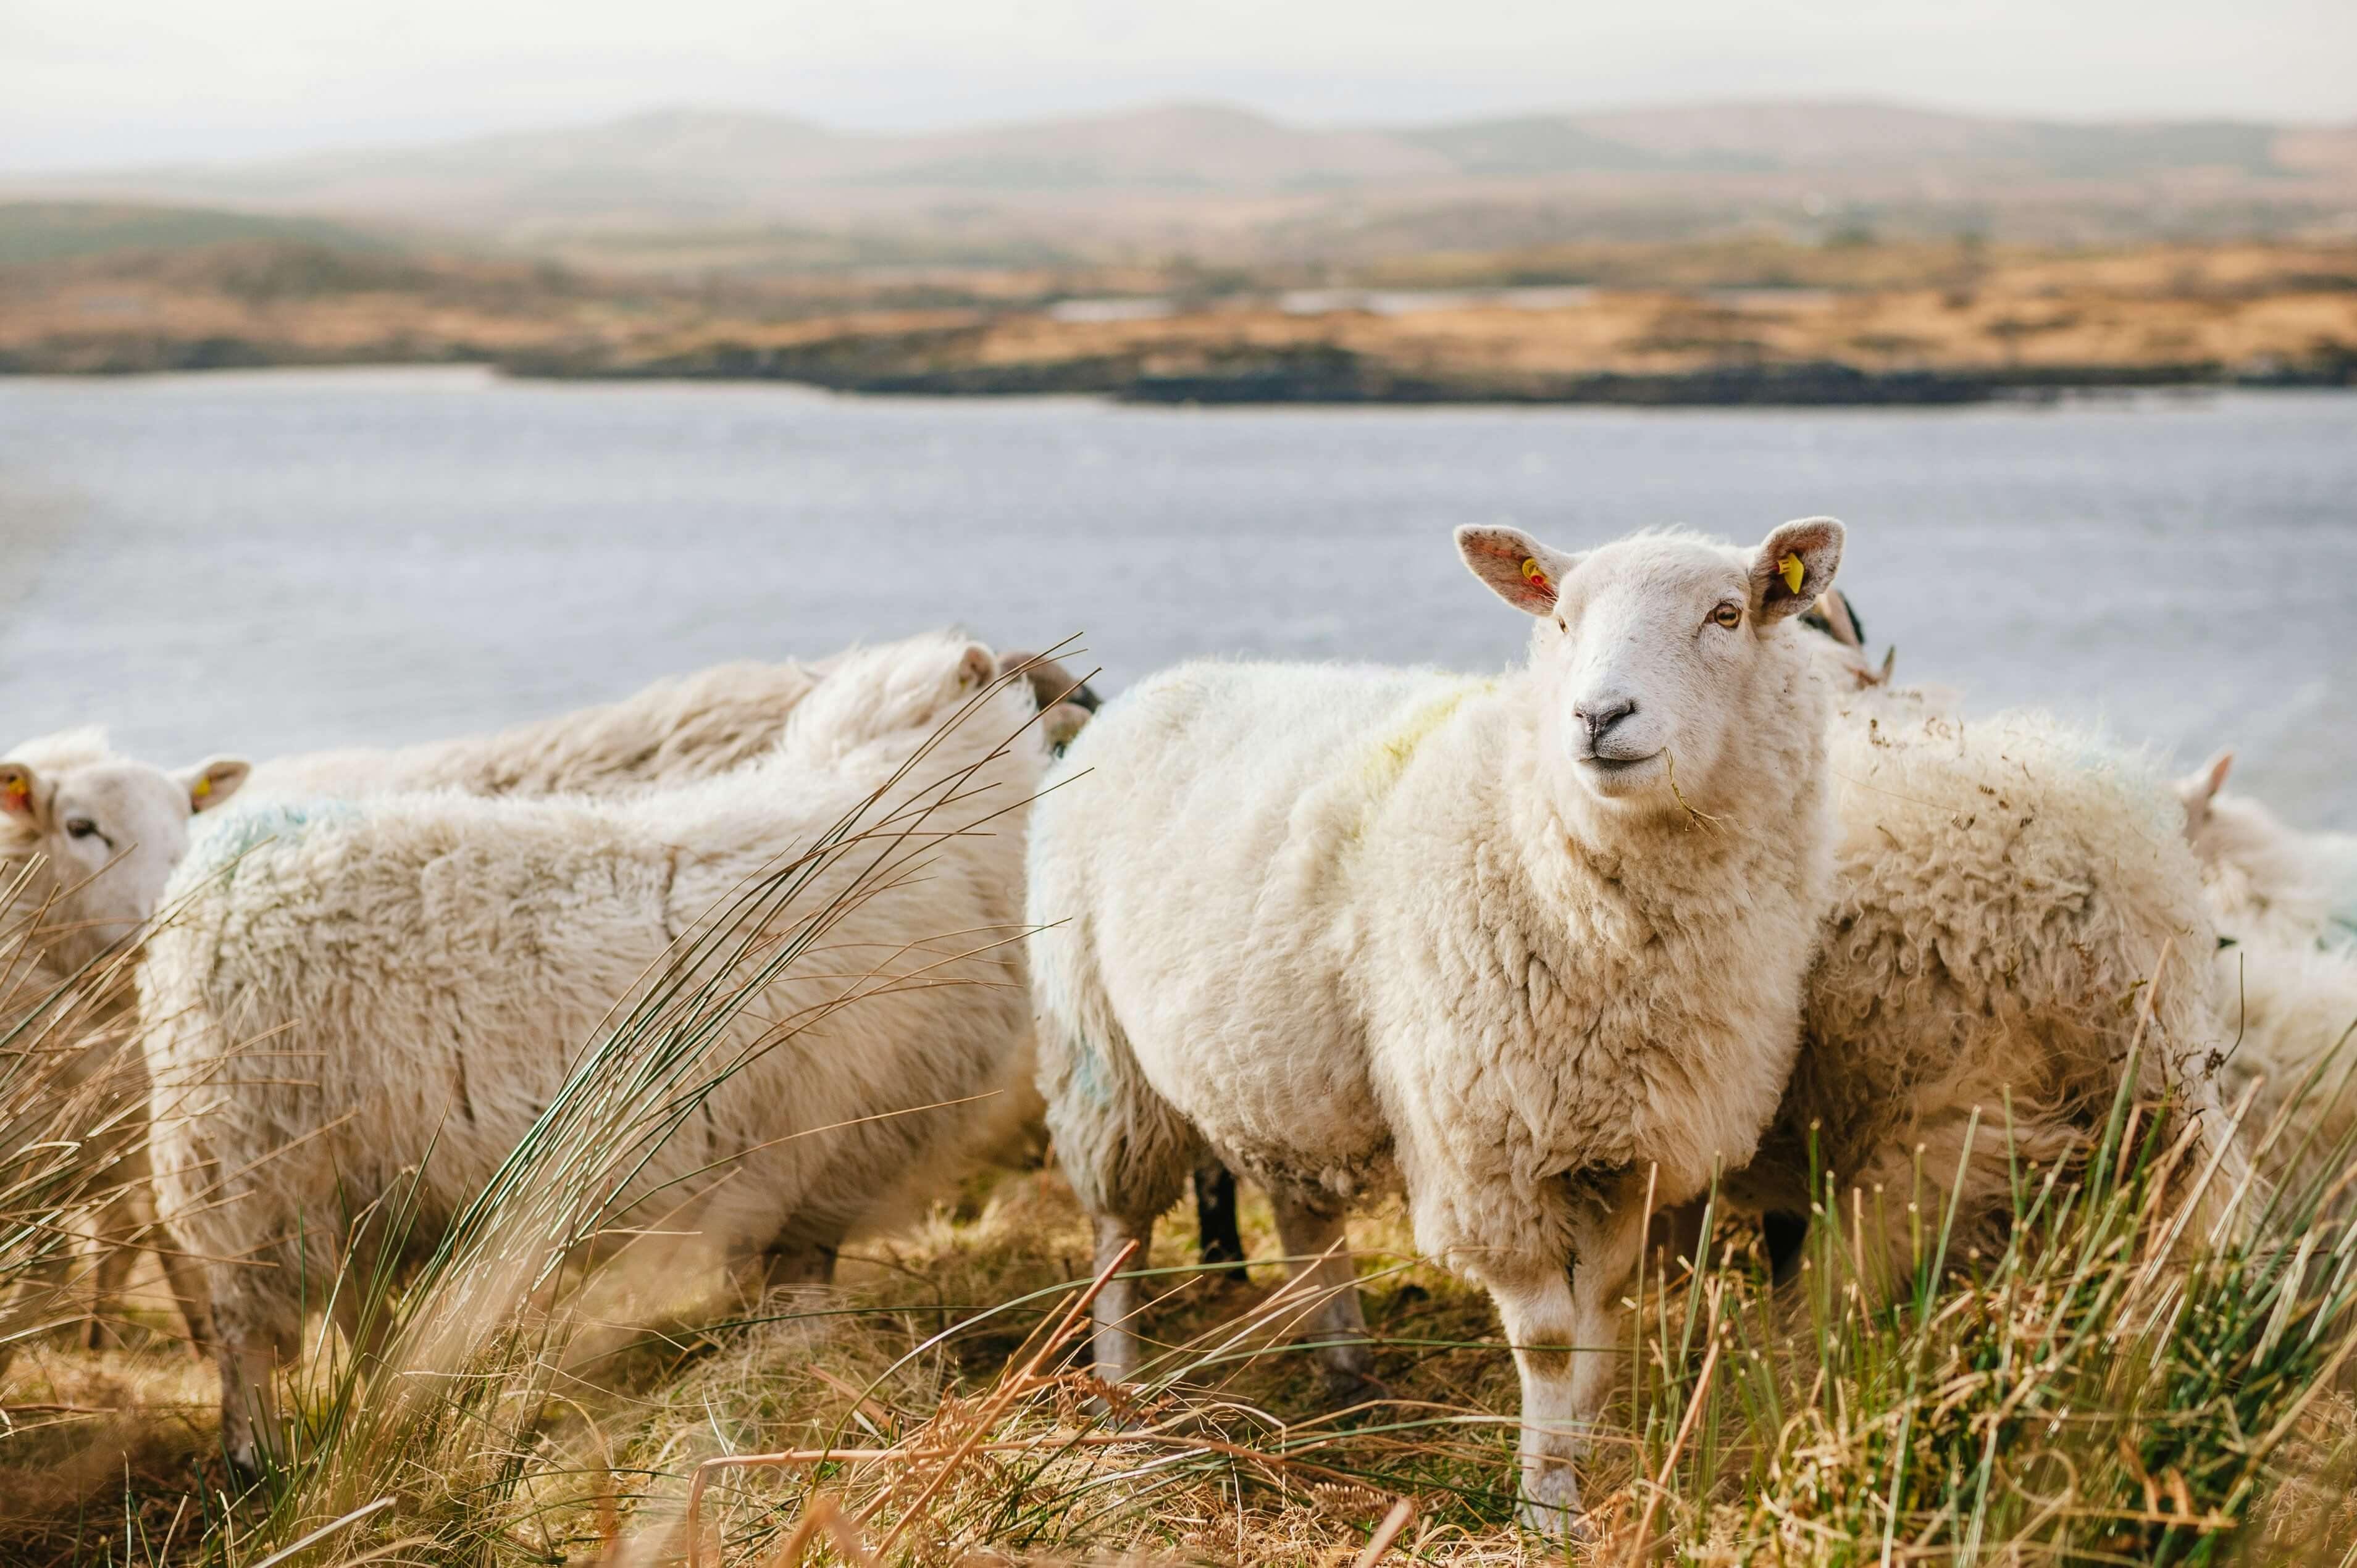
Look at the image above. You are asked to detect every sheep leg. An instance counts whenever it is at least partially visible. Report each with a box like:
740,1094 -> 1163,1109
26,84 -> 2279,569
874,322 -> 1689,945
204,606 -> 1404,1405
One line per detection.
1087,1211 -> 1153,1387
1488,1203 -> 1647,1538
1192,1161 -> 1246,1274
217,1335 -> 287,1478
155,1239 -> 215,1360
80,1238 -> 138,1351
1488,1270 -> 1591,1533
1268,1191 -> 1383,1406
1563,1203 -> 1647,1436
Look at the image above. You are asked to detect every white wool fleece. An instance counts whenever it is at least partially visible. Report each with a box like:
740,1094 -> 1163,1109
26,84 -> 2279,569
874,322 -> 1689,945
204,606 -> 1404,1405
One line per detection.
143,633 -> 1049,1469
1031,519 -> 1846,1532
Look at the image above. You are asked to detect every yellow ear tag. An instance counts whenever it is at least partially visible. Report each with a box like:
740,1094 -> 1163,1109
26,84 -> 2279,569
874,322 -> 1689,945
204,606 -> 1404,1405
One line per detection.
192,777 -> 211,799
1520,556 -> 1551,591
1778,553 -> 1805,594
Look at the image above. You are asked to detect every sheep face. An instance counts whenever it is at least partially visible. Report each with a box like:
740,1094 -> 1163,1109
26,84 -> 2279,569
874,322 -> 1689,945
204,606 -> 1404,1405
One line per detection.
0,738 -> 249,972
1458,519 -> 1843,811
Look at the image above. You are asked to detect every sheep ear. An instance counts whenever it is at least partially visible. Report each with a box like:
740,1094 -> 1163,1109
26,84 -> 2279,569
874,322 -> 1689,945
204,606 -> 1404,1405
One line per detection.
0,762 -> 45,829
1457,525 -> 1580,616
1751,517 -> 1844,624
2177,749 -> 2233,825
957,643 -> 997,691
1807,589 -> 1864,649
180,757 -> 251,814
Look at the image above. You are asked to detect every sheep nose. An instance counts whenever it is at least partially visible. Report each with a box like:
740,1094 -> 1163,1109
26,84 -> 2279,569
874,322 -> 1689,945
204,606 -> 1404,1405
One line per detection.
1575,696 -> 1636,742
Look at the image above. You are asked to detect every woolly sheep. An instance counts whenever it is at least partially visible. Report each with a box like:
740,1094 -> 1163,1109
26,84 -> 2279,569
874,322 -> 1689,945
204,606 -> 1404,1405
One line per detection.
1723,682 -> 2245,1288
141,632 -> 1055,1470
2178,752 -> 2357,955
1667,599 -> 2243,1288
1031,519 -> 1848,1532
0,729 -> 248,1368
243,649 -> 1096,802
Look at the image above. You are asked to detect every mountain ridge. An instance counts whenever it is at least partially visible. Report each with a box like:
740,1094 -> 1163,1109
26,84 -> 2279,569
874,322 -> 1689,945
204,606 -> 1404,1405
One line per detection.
14,97 -> 2355,251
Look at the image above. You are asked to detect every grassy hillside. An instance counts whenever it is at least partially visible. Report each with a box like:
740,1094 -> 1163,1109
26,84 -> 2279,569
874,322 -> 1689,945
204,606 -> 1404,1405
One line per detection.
0,202 -> 394,267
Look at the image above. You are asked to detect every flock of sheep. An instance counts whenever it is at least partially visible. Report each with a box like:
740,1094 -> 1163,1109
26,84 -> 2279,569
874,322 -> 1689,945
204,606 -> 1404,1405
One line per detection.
3,517 -> 2352,1535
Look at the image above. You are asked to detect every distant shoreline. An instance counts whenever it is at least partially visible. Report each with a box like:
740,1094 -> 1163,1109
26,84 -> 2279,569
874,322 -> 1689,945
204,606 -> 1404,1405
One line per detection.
7,235 -> 2354,405
6,346 -> 2353,406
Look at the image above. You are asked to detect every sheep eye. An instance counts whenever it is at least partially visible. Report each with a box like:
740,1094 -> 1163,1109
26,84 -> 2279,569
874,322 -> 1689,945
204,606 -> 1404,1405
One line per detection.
64,817 -> 100,840
1710,603 -> 1744,629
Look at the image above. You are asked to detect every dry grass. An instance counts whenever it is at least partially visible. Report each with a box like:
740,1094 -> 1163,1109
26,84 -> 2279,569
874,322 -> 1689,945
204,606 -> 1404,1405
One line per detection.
8,1083 -> 2357,1567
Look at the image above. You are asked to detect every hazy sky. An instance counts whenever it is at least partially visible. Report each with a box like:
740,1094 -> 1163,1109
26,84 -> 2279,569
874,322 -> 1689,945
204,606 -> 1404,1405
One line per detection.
4,0 -> 2352,172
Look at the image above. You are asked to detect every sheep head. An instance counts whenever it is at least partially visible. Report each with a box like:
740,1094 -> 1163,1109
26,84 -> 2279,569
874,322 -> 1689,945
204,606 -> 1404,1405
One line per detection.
0,731 -> 249,973
1457,518 -> 1843,819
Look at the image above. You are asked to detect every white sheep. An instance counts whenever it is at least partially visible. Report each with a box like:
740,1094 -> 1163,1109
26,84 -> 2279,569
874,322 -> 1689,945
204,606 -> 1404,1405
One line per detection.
242,650 -> 1095,803
1723,687 -> 2245,1288
141,633 -> 1054,1469
2178,752 -> 2357,955
1031,519 -> 1848,1532
0,728 -> 248,1367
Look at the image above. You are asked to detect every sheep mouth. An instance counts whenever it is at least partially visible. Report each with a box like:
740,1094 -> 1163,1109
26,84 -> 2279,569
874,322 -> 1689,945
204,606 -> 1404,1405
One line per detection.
1580,750 -> 1661,774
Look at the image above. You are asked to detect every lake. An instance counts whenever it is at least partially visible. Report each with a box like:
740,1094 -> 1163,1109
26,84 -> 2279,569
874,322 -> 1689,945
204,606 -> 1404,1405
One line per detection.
1,367 -> 2351,827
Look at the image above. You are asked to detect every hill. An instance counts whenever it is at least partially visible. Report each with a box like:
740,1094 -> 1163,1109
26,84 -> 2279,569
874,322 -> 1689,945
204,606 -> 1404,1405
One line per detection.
16,99 -> 2357,257
0,201 -> 393,267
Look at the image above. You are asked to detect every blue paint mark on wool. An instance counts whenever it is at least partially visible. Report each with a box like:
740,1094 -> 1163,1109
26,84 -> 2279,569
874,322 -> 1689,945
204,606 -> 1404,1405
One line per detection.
1071,1035 -> 1111,1106
186,800 -> 359,879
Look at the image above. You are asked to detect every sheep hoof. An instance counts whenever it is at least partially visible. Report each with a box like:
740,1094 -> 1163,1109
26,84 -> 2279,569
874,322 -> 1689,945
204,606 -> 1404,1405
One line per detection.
1516,1467 -> 1593,1539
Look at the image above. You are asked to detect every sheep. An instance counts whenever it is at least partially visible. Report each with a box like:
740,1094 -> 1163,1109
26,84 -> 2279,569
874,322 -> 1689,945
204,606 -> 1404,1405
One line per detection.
243,649 -> 1097,802
2177,751 -> 2357,956
1031,519 -> 1849,1532
1650,594 -> 2244,1290
141,632 -> 1056,1470
0,729 -> 248,1369
1721,688 -> 2244,1291
2175,754 -> 2357,1175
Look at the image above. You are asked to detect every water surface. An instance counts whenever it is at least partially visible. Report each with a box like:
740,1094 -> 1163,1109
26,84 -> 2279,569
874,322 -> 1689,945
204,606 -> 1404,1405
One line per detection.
1,369 -> 2349,825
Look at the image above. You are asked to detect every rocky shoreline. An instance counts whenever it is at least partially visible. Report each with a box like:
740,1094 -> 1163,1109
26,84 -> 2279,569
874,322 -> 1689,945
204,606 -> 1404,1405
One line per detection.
9,332 -> 2354,404
464,340 -> 2357,404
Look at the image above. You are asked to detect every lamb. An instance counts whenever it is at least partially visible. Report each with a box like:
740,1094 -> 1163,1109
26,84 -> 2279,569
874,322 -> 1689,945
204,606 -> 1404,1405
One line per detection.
0,729 -> 248,1369
141,632 -> 1055,1469
243,649 -> 1095,801
1031,519 -> 1849,1532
